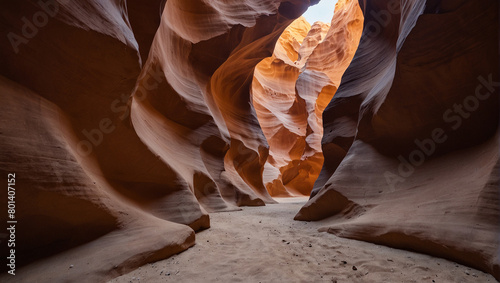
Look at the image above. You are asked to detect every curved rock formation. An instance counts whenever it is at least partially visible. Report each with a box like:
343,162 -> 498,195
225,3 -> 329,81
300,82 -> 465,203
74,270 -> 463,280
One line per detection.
296,0 -> 499,279
0,1 -> 196,281
0,0 -> 498,281
0,0 -> 317,281
131,0 -> 319,208
252,0 -> 363,197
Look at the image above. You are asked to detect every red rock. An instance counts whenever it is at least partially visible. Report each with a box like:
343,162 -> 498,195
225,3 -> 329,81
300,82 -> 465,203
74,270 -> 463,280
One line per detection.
0,0 -> 315,281
296,0 -> 499,280
0,0 -> 498,281
252,0 -> 363,196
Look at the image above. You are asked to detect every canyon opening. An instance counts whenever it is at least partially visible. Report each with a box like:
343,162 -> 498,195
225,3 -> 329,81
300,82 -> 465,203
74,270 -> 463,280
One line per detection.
252,0 -> 361,197
0,0 -> 498,282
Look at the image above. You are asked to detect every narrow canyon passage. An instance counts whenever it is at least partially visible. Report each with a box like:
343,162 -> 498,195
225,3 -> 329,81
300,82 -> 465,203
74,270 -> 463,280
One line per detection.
0,0 -> 498,282
109,199 -> 495,283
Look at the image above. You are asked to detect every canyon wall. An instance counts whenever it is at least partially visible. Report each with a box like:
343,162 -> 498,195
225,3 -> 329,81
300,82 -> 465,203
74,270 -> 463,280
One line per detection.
0,0 -> 318,281
296,0 -> 500,279
0,0 -> 498,281
252,0 -> 363,197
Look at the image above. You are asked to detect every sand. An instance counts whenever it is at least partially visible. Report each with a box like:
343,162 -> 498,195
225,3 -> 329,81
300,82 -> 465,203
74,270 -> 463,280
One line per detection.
108,198 -> 495,283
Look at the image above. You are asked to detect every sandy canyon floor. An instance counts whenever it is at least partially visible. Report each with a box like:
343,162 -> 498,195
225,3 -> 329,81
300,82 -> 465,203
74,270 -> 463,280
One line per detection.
109,198 -> 496,283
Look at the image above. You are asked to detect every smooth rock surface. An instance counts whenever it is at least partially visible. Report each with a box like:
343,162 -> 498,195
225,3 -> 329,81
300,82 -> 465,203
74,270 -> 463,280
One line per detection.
296,0 -> 500,280
252,0 -> 363,197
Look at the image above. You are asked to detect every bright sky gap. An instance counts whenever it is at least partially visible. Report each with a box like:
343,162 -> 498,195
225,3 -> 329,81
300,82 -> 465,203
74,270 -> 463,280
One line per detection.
301,0 -> 339,24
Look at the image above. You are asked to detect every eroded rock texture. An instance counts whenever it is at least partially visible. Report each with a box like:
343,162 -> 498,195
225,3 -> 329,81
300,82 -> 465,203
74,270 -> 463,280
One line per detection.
0,0 -> 317,281
0,0 -> 498,281
296,0 -> 500,279
252,0 -> 363,197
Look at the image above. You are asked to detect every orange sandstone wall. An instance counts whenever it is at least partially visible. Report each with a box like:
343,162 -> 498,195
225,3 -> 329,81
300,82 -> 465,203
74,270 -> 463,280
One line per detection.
252,0 -> 363,197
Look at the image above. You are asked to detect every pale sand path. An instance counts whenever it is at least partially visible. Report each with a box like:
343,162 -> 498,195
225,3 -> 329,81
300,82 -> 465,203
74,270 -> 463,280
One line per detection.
109,198 -> 496,282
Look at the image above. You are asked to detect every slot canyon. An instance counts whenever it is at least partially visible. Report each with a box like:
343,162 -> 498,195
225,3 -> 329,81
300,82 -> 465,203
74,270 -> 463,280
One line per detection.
0,0 -> 498,282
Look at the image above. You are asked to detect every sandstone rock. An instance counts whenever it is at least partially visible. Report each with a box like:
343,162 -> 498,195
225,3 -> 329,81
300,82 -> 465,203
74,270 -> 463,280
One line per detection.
0,0 -> 315,281
252,0 -> 363,196
0,0 -> 498,281
296,0 -> 499,279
